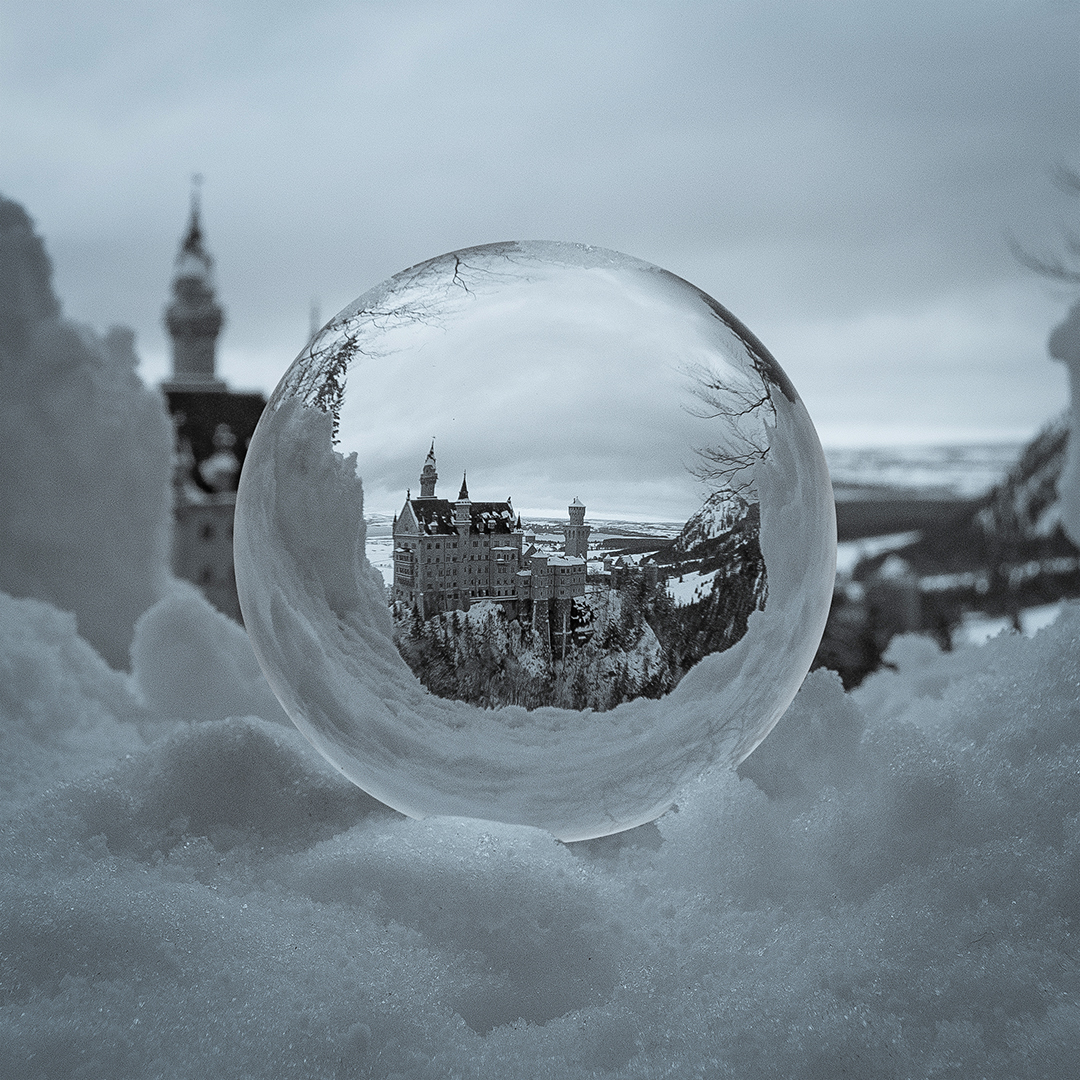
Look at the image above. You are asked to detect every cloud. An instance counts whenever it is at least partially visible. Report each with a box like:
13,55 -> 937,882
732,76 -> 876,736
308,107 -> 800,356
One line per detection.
1,0 -> 1076,443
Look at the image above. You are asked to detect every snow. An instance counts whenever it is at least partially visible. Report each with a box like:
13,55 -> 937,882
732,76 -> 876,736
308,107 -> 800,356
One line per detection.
5,198 -> 1080,1076
1048,299 -> 1080,546
3,587 -> 1080,1077
951,601 -> 1064,648
0,198 -> 174,668
665,567 -> 720,606
827,443 -> 1024,499
835,530 -> 921,576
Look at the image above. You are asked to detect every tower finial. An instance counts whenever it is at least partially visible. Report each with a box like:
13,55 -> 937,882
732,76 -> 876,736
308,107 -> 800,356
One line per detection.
164,176 -> 224,386
184,174 -> 205,250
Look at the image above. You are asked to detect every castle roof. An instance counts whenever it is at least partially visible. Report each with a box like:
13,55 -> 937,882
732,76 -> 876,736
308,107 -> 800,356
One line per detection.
399,498 -> 515,535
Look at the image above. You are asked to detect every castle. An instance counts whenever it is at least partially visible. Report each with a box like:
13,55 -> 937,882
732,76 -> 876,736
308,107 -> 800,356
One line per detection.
162,182 -> 266,620
392,445 -> 589,628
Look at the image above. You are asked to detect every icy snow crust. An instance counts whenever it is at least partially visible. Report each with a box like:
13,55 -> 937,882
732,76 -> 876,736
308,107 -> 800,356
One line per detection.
3,587 -> 1080,1077
234,243 -> 836,840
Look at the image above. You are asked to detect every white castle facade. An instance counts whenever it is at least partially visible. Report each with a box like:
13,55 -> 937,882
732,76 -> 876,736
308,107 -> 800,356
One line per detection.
392,445 -> 589,623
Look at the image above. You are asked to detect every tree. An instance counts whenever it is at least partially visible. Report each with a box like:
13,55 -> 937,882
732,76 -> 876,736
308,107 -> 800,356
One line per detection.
681,355 -> 777,498
1008,166 -> 1080,284
1008,164 -> 1080,549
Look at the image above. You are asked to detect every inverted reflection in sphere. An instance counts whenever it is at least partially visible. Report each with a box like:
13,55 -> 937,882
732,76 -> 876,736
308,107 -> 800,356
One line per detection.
234,242 -> 835,840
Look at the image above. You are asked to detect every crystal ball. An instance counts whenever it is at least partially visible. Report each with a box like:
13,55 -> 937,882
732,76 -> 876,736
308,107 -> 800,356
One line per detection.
234,242 -> 836,840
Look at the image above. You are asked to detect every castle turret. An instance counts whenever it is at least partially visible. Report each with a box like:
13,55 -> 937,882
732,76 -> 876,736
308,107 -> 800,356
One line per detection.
563,497 -> 591,558
418,441 -> 438,498
163,177 -> 225,389
454,473 -> 472,534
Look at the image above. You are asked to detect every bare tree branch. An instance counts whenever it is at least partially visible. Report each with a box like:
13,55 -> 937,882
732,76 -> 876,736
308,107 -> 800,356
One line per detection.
1008,163 -> 1080,284
682,360 -> 775,496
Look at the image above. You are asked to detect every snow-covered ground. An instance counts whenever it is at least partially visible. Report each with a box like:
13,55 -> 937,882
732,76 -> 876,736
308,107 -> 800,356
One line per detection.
952,601 -> 1065,647
4,587 -> 1080,1078
665,567 -> 720,606
835,530 -> 922,576
365,514 -> 395,588
5,198 -> 1080,1077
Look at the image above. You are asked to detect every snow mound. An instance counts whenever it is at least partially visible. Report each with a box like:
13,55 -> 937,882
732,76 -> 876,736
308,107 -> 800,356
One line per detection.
131,583 -> 290,726
0,197 -> 174,668
0,592 -> 151,802
3,586 -> 1080,1076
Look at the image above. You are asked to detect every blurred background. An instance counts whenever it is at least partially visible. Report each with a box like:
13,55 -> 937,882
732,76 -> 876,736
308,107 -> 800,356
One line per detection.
2,0 -> 1078,680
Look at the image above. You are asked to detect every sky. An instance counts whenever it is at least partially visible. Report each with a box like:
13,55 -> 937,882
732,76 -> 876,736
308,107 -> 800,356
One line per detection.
2,0 -> 1079,448
311,246 -> 777,517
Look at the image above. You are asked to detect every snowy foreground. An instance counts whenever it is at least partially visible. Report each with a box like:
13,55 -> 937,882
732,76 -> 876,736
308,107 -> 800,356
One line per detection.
2,584 -> 1079,1079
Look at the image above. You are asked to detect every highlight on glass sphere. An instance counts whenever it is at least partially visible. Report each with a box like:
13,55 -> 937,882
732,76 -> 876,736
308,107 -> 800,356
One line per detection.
234,241 -> 836,841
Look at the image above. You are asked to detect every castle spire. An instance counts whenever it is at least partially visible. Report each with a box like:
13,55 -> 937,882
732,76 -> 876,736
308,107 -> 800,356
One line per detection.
418,441 -> 438,498
454,471 -> 472,535
164,174 -> 225,389
183,173 -> 205,255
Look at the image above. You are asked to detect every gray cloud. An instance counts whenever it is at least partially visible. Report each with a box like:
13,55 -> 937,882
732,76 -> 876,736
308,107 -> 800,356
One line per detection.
1,0 -> 1076,444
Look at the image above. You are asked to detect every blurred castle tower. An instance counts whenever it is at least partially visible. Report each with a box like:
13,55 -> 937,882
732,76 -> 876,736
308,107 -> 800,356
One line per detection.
163,179 -> 266,621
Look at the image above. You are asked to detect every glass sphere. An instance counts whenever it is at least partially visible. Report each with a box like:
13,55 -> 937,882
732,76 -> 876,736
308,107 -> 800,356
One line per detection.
234,242 -> 835,841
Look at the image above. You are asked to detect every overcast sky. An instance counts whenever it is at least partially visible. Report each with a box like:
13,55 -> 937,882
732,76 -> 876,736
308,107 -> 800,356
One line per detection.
2,0 -> 1078,448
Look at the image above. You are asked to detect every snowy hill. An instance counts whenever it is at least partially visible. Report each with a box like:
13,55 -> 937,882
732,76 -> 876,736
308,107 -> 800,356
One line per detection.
671,490 -> 755,559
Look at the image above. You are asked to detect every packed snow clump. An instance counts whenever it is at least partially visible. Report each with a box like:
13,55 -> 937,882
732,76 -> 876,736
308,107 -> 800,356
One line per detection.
130,583 -> 290,726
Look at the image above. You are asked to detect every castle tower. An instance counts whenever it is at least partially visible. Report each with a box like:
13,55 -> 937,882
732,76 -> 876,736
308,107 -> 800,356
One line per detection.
163,176 -> 225,389
160,179 -> 267,623
563,497 -> 591,558
418,442 -> 438,498
454,473 -> 472,534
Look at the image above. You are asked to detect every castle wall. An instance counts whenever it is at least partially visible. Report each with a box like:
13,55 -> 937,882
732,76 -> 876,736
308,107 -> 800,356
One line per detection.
173,498 -> 241,621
